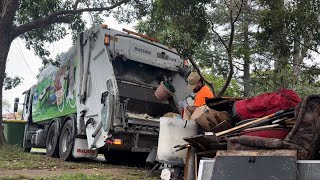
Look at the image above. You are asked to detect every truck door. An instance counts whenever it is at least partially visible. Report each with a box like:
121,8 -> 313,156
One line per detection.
22,88 -> 33,122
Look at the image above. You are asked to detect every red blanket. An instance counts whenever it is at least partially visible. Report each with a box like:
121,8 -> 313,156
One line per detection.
235,89 -> 301,120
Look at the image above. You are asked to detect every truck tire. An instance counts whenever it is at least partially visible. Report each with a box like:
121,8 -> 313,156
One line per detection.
24,148 -> 31,153
59,120 -> 74,161
46,122 -> 59,157
103,150 -> 119,164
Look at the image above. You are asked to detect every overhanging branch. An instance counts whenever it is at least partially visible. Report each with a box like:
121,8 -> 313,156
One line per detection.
233,0 -> 244,24
12,0 -> 130,38
289,33 -> 320,55
217,0 -> 243,97
208,18 -> 229,51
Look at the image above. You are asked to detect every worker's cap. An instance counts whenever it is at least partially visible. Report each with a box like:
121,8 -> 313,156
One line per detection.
187,72 -> 201,90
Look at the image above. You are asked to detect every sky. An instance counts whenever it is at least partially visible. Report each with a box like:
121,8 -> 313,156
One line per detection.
3,16 -> 135,113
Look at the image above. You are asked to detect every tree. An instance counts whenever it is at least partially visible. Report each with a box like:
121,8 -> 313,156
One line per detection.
207,0 -> 244,97
4,73 -> 22,90
134,0 -> 220,95
136,0 -> 245,97
255,0 -> 320,90
0,0 -> 140,146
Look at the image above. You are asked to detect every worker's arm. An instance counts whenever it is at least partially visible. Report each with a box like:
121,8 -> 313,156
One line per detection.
187,106 -> 197,114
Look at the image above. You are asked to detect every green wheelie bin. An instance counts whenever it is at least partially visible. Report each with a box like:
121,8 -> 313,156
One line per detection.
2,120 -> 26,147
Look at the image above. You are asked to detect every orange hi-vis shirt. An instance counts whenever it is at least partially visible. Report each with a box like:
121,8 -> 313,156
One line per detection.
194,86 -> 214,107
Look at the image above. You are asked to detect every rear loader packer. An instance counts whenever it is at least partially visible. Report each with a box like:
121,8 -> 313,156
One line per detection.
18,25 -> 190,161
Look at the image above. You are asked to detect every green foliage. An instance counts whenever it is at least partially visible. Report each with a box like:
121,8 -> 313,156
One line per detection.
4,73 -> 22,90
203,73 -> 241,97
134,0 -> 320,97
251,67 -> 320,97
193,34 -> 229,78
15,0 -> 145,64
256,0 -> 320,70
17,0 -> 77,61
113,0 -> 151,23
8,0 -> 320,98
135,0 -> 210,55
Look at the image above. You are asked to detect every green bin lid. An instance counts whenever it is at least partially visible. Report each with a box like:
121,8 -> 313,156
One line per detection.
3,119 -> 27,123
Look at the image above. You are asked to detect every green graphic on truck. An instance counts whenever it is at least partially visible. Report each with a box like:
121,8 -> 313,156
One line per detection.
32,47 -> 78,122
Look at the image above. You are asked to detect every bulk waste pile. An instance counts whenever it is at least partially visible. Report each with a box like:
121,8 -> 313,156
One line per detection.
150,86 -> 320,180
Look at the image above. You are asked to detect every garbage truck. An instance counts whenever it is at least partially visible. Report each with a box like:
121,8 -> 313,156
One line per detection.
17,25 -> 190,161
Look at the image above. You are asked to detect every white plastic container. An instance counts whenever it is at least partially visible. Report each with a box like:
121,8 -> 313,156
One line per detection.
157,117 -> 198,165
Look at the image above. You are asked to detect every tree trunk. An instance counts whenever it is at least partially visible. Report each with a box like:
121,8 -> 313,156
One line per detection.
217,0 -> 241,97
0,0 -> 21,146
292,34 -> 302,79
0,28 -> 13,146
271,0 -> 289,89
243,0 -> 251,97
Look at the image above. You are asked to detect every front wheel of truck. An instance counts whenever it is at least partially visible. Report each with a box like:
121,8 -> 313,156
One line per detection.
46,122 -> 59,157
59,120 -> 74,161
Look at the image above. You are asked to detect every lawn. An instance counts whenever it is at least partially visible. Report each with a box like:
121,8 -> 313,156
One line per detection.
0,145 -> 156,180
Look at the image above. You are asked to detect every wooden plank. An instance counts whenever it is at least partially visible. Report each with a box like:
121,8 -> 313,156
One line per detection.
212,120 -> 233,133
216,113 -> 276,137
243,124 -> 280,131
216,150 -> 297,157
195,151 -> 198,180
206,97 -> 244,113
184,135 -> 221,151
184,147 -> 196,180
184,148 -> 191,180
196,150 -> 218,156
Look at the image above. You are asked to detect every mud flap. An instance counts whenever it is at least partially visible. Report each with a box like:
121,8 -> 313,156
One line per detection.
72,138 -> 98,158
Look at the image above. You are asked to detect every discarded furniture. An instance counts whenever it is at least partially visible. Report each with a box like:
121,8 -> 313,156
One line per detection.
228,95 -> 320,160
198,150 -> 297,180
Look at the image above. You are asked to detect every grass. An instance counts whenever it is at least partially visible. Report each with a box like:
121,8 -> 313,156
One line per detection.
35,173 -> 157,180
0,145 -> 157,180
0,145 -> 103,170
1,173 -> 155,180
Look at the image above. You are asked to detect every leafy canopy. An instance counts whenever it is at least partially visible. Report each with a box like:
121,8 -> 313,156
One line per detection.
4,73 -> 22,90
135,0 -> 210,56
14,0 -> 146,64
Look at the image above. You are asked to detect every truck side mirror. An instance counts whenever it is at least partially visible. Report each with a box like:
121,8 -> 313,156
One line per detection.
13,97 -> 19,112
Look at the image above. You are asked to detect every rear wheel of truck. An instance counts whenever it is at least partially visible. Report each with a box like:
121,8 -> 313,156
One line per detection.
104,150 -> 148,167
59,120 -> 74,161
46,122 -> 59,157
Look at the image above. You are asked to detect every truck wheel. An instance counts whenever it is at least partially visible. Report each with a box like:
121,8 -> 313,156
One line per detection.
59,120 -> 74,161
104,151 -> 118,164
46,122 -> 59,157
24,148 -> 31,153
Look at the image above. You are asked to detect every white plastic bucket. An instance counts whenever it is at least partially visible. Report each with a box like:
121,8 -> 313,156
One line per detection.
157,117 -> 198,165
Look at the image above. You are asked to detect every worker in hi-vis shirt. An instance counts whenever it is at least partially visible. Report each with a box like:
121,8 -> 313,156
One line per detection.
186,72 -> 214,114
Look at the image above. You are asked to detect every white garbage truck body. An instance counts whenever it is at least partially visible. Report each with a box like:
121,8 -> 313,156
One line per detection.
20,25 -> 189,161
